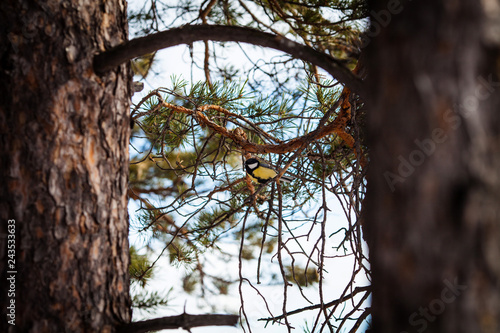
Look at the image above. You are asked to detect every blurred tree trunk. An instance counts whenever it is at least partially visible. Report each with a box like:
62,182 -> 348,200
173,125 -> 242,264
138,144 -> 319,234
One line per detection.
365,0 -> 500,332
0,0 -> 132,332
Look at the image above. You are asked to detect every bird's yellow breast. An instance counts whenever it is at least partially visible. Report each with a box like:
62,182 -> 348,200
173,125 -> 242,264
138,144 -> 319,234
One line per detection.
252,167 -> 277,181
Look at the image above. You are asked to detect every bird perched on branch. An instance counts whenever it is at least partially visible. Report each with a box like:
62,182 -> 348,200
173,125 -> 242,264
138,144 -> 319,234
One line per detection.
245,158 -> 293,184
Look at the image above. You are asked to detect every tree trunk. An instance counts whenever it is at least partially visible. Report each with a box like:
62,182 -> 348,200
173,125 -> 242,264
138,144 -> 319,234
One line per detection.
0,0 -> 132,332
365,0 -> 500,332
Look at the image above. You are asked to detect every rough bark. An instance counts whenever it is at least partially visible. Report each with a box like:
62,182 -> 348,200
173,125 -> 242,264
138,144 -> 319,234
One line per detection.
365,0 -> 500,332
0,0 -> 132,332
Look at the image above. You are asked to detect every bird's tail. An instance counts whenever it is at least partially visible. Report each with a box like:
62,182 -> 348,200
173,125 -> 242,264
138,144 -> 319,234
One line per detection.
278,175 -> 293,183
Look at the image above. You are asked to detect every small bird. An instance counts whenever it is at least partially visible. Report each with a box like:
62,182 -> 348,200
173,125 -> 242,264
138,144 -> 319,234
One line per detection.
245,158 -> 293,184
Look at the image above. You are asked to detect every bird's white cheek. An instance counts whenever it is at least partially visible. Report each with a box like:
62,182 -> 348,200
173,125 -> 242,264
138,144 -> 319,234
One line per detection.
247,163 -> 258,169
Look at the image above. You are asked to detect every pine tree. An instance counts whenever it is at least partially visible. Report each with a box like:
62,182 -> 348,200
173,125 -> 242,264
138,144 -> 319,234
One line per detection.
122,1 -> 370,331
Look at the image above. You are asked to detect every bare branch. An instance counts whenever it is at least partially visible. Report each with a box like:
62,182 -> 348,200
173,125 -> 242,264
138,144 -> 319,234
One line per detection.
116,313 -> 239,333
259,286 -> 370,322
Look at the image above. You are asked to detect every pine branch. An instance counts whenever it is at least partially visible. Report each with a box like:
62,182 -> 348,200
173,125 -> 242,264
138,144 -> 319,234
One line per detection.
117,313 -> 239,333
93,25 -> 364,97
137,99 -> 358,157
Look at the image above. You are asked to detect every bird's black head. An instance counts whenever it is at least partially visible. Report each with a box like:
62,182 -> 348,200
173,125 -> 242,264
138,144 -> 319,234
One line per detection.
245,158 -> 260,172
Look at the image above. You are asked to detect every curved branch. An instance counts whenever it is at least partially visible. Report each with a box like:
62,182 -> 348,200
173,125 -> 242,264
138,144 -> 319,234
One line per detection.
93,25 -> 364,97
